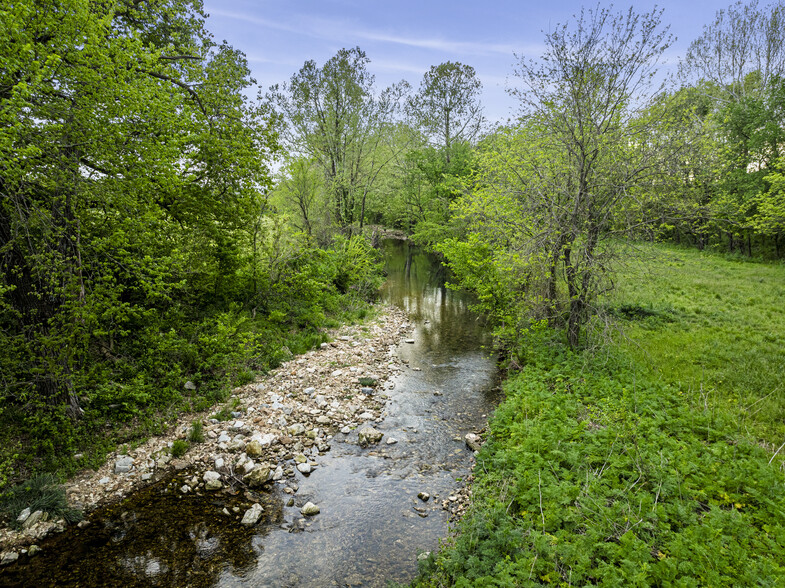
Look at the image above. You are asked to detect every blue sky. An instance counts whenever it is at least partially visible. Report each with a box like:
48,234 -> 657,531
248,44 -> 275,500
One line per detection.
201,0 -> 737,122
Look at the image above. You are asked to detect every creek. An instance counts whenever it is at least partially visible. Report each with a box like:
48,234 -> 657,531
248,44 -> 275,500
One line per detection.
2,239 -> 500,587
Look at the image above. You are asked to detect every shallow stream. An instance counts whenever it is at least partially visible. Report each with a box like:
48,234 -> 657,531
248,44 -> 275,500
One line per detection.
2,239 -> 500,587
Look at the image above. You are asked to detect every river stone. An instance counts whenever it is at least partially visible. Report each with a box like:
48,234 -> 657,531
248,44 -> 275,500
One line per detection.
258,432 -> 277,447
245,440 -> 263,457
27,545 -> 41,557
358,426 -> 383,447
203,471 -> 221,483
331,369 -> 343,377
214,457 -> 225,469
272,465 -> 284,481
230,420 -> 245,432
465,433 -> 482,452
287,423 -> 306,436
386,437 -> 398,445
243,466 -> 272,488
300,502 -> 320,516
296,463 -> 311,475
293,453 -> 307,464
114,455 -> 134,474
184,381 -> 197,390
180,485 -> 190,494
23,510 -> 43,530
16,507 -> 31,524
241,503 -> 264,526
316,415 -> 331,425
228,439 -> 245,452
418,492 -> 430,501
217,432 -> 231,444
361,387 -> 374,395
304,387 -> 316,395
205,479 -> 222,491
1,551 -> 19,566
359,412 -> 374,421
341,426 -> 352,434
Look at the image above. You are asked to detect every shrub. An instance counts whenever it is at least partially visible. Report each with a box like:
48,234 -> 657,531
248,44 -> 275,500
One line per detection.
170,440 -> 189,458
0,474 -> 82,527
188,421 -> 204,443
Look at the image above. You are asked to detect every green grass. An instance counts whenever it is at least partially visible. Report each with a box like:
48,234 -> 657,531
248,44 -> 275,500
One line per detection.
414,242 -> 785,587
608,242 -> 785,445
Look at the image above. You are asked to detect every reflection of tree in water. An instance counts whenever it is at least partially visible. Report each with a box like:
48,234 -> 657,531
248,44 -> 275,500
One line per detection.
382,239 -> 490,353
3,474 -> 282,588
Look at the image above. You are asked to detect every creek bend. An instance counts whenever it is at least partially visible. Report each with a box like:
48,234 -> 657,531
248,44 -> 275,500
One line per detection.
2,239 -> 501,587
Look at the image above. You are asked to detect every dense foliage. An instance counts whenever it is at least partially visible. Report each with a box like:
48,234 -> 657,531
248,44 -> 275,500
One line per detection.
415,331 -> 785,586
0,1 -> 384,483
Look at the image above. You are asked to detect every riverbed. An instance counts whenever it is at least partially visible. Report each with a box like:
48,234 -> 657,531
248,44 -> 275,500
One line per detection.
1,239 -> 500,587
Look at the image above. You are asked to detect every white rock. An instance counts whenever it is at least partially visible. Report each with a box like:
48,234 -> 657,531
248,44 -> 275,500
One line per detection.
386,437 -> 398,445
16,508 -> 31,524
241,503 -> 264,526
203,471 -> 221,483
296,463 -> 312,474
331,369 -> 343,377
114,455 -> 134,474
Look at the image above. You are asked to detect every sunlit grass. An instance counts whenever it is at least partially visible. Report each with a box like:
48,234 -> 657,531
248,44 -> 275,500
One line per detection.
609,242 -> 785,445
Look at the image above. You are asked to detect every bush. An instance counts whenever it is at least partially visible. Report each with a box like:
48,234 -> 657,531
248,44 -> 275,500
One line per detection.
188,421 -> 204,443
170,440 -> 189,458
0,474 -> 82,527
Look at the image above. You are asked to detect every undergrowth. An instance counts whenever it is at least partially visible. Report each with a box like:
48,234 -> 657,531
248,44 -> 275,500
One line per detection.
415,243 -> 785,586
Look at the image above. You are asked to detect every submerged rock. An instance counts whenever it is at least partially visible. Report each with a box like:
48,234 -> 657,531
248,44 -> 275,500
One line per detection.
358,426 -> 383,447
241,503 -> 264,526
300,502 -> 320,516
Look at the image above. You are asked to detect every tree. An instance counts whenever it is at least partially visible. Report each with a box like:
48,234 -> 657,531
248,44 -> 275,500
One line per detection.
268,47 -> 408,231
682,0 -> 785,100
680,0 -> 785,255
441,6 -> 673,348
409,61 -> 484,161
0,0 -> 277,431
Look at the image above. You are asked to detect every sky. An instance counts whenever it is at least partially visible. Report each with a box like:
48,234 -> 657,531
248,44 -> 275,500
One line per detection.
201,0 -> 737,123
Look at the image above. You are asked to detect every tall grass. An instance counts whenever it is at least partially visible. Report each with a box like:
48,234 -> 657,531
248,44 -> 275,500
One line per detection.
608,242 -> 785,445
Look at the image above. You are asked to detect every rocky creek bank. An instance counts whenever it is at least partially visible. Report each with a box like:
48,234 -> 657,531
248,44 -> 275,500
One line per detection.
0,305 -> 484,565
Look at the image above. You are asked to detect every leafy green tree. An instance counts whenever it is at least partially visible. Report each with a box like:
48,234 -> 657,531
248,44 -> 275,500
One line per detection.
268,47 -> 408,231
408,61 -> 484,162
682,0 -> 785,254
0,0 -> 277,457
441,6 -> 674,348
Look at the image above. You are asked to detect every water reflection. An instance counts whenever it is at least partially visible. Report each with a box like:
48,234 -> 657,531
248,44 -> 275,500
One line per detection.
1,475 -> 276,587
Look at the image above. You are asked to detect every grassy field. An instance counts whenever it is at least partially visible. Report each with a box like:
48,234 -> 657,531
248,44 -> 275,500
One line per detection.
413,242 -> 785,587
610,242 -> 785,447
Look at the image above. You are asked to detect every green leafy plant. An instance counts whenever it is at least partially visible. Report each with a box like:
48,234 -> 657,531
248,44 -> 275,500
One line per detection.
170,440 -> 189,458
0,474 -> 82,528
188,421 -> 204,444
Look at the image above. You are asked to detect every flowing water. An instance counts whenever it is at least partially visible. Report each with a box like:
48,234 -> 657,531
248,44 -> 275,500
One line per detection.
2,239 -> 500,587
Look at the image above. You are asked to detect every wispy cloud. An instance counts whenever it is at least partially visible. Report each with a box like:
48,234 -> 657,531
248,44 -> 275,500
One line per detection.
352,30 -> 517,56
207,8 -> 536,58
